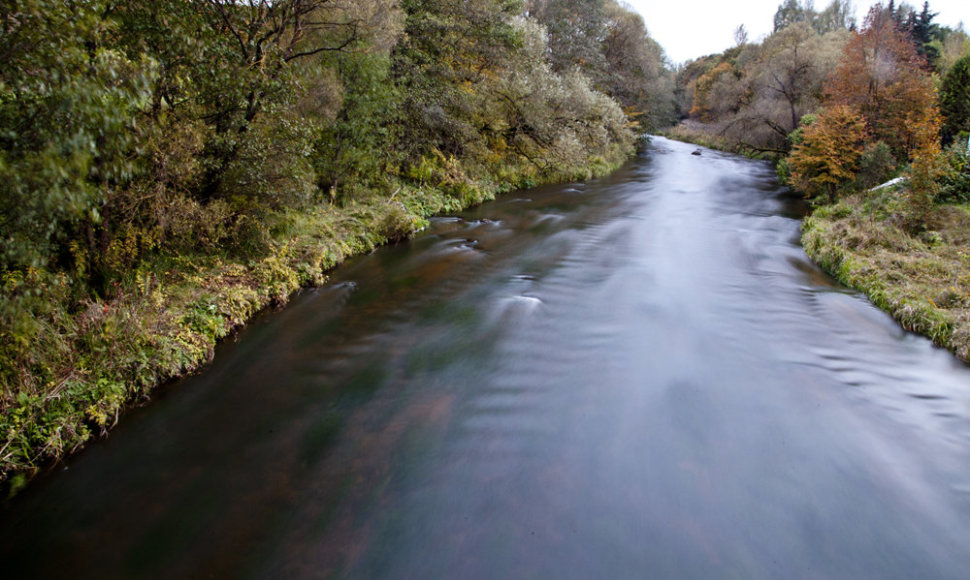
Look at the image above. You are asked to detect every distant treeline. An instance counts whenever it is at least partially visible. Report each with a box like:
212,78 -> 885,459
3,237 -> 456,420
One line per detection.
671,1 -> 970,367
0,1 -> 676,488
672,0 -> 970,221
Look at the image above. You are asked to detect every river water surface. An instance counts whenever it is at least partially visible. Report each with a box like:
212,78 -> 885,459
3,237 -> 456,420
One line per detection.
3,137 -> 970,578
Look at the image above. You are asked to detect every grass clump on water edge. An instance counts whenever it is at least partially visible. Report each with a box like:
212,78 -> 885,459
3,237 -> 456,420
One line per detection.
0,153 -> 630,497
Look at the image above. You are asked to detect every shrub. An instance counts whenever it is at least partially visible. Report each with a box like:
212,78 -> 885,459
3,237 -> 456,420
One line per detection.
854,141 -> 897,190
938,145 -> 970,203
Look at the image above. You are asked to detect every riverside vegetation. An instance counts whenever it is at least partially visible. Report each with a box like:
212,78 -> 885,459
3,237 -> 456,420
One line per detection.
0,0 -> 677,493
668,1 -> 970,362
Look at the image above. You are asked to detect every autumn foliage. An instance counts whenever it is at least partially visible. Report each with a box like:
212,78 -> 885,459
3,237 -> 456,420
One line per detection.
689,62 -> 739,122
787,105 -> 867,200
782,2 -> 955,213
904,103 -> 946,227
823,6 -> 937,159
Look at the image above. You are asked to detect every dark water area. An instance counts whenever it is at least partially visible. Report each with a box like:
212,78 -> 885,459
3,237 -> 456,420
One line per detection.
4,137 -> 970,578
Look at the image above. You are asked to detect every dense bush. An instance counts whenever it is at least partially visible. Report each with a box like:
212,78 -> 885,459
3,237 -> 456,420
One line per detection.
854,141 -> 898,191
938,146 -> 970,203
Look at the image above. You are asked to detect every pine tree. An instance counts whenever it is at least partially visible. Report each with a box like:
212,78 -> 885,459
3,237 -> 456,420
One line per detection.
908,1 -> 940,68
941,54 -> 970,141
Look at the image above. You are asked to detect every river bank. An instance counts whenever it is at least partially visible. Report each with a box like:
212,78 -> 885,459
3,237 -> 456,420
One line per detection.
802,189 -> 970,363
661,121 -> 740,156
0,150 -> 630,496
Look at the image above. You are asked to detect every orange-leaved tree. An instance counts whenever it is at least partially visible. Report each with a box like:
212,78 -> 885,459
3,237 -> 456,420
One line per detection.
689,61 -> 740,122
823,4 -> 936,160
904,100 -> 946,228
787,104 -> 868,201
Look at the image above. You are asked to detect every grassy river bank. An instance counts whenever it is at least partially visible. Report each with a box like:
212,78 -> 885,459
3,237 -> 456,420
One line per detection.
0,152 -> 629,496
802,189 -> 970,362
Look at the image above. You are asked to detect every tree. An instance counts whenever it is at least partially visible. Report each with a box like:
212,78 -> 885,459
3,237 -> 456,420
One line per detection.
313,52 -> 402,199
814,0 -> 856,33
906,1 -> 941,67
719,23 -> 847,155
904,103 -> 945,227
489,18 -> 631,174
600,1 -> 676,129
689,61 -> 743,122
527,0 -> 608,81
787,105 -> 868,200
735,24 -> 750,47
940,54 -> 970,141
824,4 -> 937,159
937,26 -> 969,73
775,0 -> 856,34
758,23 -> 842,137
0,1 -> 153,271
191,1 -> 378,203
774,0 -> 815,33
392,0 -> 525,162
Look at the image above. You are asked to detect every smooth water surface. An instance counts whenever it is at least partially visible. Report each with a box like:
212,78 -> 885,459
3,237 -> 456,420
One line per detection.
3,137 -> 970,578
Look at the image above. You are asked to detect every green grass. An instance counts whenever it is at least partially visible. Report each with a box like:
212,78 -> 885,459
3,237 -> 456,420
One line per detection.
802,192 -> 970,362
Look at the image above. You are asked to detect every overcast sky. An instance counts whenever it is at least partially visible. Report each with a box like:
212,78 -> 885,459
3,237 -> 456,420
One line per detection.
625,0 -> 970,64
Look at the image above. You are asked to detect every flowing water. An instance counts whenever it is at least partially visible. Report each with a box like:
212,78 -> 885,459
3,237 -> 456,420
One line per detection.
3,137 -> 970,578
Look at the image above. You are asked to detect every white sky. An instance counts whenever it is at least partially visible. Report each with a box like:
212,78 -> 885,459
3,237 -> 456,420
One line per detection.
625,0 -> 970,64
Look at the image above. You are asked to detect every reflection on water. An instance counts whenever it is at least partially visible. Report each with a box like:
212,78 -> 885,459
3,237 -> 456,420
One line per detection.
3,137 -> 970,578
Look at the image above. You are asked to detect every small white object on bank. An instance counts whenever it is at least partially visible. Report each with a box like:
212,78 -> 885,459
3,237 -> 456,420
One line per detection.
869,177 -> 906,192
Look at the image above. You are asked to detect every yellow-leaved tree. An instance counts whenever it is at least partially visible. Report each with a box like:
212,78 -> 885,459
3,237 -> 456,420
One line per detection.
904,102 -> 946,229
787,104 -> 867,201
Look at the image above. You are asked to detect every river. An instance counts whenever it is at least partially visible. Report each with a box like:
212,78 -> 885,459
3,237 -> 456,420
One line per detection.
3,137 -> 970,578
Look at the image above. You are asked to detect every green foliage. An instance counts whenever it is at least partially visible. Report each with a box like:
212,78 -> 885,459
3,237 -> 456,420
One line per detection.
855,141 -> 898,190
313,53 -> 401,202
941,54 -> 970,141
0,1 -> 155,271
904,1 -> 943,69
774,0 -> 815,32
392,0 -> 523,159
938,145 -> 970,203
773,0 -> 855,34
776,157 -> 792,184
